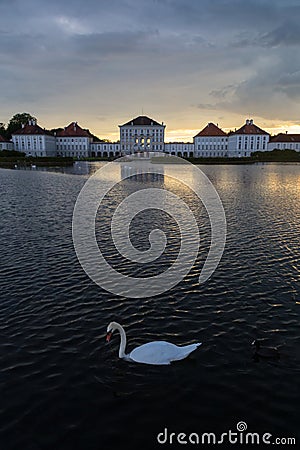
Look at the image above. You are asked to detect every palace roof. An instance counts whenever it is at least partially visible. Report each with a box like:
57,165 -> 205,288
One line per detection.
57,122 -> 93,138
13,121 -> 53,136
194,122 -> 227,137
0,135 -> 11,142
269,133 -> 300,143
120,116 -> 164,127
230,119 -> 269,135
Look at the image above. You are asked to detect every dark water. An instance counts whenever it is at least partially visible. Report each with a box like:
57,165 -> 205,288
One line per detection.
0,163 -> 299,450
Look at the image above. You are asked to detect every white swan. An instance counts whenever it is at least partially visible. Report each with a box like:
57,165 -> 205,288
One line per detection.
106,321 -> 202,365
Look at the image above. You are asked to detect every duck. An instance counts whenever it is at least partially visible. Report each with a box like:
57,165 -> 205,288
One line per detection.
252,339 -> 280,360
106,321 -> 202,365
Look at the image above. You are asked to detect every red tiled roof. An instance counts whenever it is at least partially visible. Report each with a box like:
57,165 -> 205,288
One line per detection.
57,122 -> 92,138
230,120 -> 269,135
269,133 -> 300,143
13,123 -> 53,136
0,135 -> 9,142
194,123 -> 227,137
120,116 -> 164,127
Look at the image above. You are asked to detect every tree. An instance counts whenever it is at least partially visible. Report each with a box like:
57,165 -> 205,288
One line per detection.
6,112 -> 37,138
50,128 -> 63,135
0,122 -> 6,139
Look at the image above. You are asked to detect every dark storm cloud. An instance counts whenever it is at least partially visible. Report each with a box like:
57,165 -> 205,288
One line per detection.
203,60 -> 300,121
233,21 -> 300,48
0,0 -> 300,127
72,31 -> 155,58
260,22 -> 300,47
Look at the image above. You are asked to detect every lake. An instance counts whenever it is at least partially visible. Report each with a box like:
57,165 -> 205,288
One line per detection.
0,162 -> 299,449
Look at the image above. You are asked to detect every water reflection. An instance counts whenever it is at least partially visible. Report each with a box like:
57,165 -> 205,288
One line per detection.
121,164 -> 164,182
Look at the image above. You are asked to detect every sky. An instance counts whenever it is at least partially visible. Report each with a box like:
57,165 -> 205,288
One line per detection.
1,0 -> 300,142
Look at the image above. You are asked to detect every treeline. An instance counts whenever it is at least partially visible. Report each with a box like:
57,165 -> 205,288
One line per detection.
0,150 -> 25,157
0,156 -> 74,169
251,149 -> 300,161
187,149 -> 300,164
0,113 -> 37,140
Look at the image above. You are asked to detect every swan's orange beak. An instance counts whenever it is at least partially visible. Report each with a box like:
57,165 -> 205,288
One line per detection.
106,331 -> 112,342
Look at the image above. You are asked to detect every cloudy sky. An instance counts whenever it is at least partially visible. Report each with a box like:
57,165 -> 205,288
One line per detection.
1,0 -> 300,141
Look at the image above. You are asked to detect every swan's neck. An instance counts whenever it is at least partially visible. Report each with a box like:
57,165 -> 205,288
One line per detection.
115,323 -> 127,359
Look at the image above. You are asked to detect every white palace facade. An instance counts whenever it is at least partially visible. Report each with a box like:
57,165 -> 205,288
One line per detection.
9,115 -> 300,158
0,135 -> 13,151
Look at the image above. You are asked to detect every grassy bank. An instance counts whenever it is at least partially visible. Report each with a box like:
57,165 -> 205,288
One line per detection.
81,156 -> 115,161
0,156 -> 74,169
179,157 -> 254,164
153,150 -> 300,164
1,149 -> 300,169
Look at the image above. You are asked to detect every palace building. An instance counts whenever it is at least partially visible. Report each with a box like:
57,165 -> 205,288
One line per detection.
228,119 -> 269,157
268,133 -> 300,151
12,120 -> 56,156
0,135 -> 13,151
194,122 -> 228,157
56,122 -> 94,158
8,115 -> 300,158
119,116 -> 165,154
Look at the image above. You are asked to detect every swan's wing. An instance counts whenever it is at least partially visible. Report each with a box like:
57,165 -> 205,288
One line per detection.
129,341 -> 177,365
129,341 -> 201,365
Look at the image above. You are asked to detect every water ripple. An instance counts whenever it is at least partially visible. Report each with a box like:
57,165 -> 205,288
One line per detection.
0,165 -> 299,449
